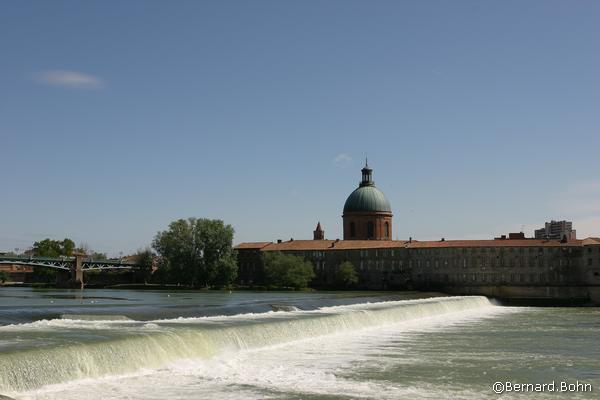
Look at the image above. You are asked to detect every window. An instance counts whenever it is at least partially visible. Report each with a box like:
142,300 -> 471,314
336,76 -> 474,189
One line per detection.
350,222 -> 356,238
367,221 -> 374,238
384,222 -> 390,239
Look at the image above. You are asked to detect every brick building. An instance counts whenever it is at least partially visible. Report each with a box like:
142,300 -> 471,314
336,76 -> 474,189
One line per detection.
235,164 -> 600,304
0,264 -> 34,283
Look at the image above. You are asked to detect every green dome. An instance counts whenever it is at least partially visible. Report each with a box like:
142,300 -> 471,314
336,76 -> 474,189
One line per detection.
343,185 -> 392,213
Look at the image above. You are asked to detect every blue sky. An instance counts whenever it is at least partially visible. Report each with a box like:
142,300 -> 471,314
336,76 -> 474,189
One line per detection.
1,0 -> 599,255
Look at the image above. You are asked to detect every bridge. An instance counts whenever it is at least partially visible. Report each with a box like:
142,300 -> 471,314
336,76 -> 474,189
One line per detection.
0,253 -> 139,284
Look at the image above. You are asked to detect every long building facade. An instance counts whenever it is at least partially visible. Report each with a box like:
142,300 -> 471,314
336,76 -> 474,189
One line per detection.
236,164 -> 600,304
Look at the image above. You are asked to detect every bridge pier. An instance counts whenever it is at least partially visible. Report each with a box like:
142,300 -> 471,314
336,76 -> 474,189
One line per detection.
71,252 -> 85,286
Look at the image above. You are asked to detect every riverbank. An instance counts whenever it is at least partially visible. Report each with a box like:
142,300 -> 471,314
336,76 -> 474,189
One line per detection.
3,282 -> 599,306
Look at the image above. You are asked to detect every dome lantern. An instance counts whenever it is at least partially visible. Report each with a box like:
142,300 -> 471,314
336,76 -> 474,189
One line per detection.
360,159 -> 374,187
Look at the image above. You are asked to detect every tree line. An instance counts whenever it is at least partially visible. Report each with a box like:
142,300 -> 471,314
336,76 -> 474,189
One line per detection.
5,217 -> 359,290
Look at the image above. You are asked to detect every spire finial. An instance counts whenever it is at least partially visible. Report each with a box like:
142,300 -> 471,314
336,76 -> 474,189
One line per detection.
365,156 -> 368,168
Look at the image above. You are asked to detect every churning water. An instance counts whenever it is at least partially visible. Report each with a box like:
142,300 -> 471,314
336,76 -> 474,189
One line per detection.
0,289 -> 598,399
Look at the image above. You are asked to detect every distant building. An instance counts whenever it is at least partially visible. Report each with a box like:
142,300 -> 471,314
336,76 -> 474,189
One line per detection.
235,164 -> 600,304
0,264 -> 34,283
535,220 -> 576,240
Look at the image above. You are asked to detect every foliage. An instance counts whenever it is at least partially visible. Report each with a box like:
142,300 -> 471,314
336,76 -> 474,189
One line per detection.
32,238 -> 75,257
262,252 -> 315,290
135,248 -> 155,283
89,252 -> 108,260
152,218 -> 238,287
73,242 -> 107,260
30,238 -> 75,282
335,261 -> 359,287
0,270 -> 9,283
212,251 -> 238,287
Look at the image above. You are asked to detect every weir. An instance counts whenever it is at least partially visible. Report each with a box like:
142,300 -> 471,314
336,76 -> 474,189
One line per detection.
0,296 -> 494,395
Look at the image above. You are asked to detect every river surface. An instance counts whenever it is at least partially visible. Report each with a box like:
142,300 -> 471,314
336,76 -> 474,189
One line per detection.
0,288 -> 598,399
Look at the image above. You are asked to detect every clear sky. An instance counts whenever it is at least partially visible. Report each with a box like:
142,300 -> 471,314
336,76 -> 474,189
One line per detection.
1,0 -> 599,256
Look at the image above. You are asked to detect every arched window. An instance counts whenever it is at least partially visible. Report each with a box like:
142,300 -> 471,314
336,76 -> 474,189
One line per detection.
367,221 -> 374,238
350,222 -> 356,238
384,222 -> 390,239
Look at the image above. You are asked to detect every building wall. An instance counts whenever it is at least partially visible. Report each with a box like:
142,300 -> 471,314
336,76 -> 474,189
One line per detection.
236,240 -> 600,303
342,212 -> 392,240
0,264 -> 34,283
409,245 -> 583,287
581,242 -> 600,289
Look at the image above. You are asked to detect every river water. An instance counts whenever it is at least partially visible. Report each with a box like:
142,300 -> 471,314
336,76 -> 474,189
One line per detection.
0,288 -> 598,399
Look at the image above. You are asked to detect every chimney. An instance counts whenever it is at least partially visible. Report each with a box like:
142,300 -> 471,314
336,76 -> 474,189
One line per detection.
277,239 -> 282,244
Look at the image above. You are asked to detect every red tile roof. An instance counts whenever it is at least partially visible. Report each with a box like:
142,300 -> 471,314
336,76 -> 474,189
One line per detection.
263,240 -> 337,251
235,238 -> 584,251
329,240 -> 408,250
582,237 -> 600,245
234,242 -> 272,250
406,239 -> 582,248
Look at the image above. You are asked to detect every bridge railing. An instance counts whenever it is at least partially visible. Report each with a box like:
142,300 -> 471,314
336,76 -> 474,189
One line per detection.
0,256 -> 139,271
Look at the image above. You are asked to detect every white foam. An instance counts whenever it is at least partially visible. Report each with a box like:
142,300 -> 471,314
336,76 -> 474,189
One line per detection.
0,296 -> 509,394
17,302 -> 516,400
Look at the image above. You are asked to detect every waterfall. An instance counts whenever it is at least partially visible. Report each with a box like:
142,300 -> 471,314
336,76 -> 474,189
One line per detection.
0,296 -> 493,394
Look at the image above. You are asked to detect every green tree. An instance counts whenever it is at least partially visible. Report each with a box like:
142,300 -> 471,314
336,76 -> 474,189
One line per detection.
31,238 -> 75,282
135,248 -> 155,284
0,270 -> 9,284
335,261 -> 359,287
89,252 -> 107,260
213,251 -> 238,288
152,218 -> 238,287
61,239 -> 75,256
32,238 -> 75,257
263,252 -> 315,290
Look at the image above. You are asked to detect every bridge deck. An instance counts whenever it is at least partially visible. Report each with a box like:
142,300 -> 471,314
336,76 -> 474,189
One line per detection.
0,256 -> 139,271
